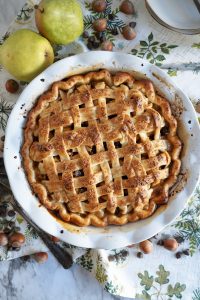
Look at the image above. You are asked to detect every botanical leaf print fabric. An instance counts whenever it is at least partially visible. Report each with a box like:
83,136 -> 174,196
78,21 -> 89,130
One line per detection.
0,0 -> 200,299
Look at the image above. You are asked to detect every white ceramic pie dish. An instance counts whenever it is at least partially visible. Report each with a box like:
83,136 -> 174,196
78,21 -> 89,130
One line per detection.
4,51 -> 200,249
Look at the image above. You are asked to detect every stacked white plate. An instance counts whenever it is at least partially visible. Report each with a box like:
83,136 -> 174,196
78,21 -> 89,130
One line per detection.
146,0 -> 200,34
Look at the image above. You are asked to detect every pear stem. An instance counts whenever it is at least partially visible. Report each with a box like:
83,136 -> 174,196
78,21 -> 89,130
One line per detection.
34,5 -> 44,13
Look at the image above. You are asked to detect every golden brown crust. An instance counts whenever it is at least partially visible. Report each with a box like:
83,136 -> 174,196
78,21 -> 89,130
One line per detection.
21,69 -> 182,227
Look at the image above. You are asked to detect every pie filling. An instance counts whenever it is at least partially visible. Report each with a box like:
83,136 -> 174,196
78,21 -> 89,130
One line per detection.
21,69 -> 182,227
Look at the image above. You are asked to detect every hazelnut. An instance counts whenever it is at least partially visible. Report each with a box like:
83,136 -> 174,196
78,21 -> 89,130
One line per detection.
122,25 -> 136,40
139,240 -> 153,254
120,0 -> 135,15
101,40 -> 113,51
5,79 -> 19,94
33,252 -> 48,264
51,235 -> 59,243
93,18 -> 107,32
9,232 -> 25,248
0,233 -> 8,246
163,238 -> 179,251
92,0 -> 106,12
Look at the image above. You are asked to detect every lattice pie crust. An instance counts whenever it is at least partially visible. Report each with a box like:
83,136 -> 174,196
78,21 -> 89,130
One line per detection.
21,70 -> 182,227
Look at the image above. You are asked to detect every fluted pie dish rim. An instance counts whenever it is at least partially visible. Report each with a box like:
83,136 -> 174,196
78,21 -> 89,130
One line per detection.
4,51 -> 200,249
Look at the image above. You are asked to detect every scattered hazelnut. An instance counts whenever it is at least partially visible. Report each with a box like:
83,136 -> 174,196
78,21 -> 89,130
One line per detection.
163,238 -> 179,251
51,235 -> 59,243
139,240 -> 153,254
5,79 -> 19,94
0,233 -> 8,246
157,240 -> 164,246
101,40 -> 113,51
9,232 -> 25,248
129,21 -> 136,28
33,252 -> 48,264
122,25 -> 136,40
92,0 -> 106,12
137,251 -> 143,258
93,18 -> 107,32
175,251 -> 182,259
120,0 -> 135,15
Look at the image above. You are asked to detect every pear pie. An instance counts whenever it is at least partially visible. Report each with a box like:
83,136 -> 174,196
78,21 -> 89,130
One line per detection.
21,70 -> 182,227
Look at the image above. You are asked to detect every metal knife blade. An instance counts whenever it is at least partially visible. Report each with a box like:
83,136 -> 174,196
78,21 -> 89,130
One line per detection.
193,0 -> 200,14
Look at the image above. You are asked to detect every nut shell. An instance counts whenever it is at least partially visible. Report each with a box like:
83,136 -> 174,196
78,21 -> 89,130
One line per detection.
9,232 -> 25,247
33,252 -> 48,264
0,233 -> 8,246
93,18 -> 107,32
120,0 -> 135,15
5,79 -> 19,94
92,0 -> 106,12
101,40 -> 113,51
163,238 -> 179,251
122,25 -> 136,40
139,240 -> 153,254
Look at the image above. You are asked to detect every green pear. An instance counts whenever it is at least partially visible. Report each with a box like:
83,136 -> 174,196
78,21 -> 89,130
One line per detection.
0,29 -> 54,82
35,0 -> 83,45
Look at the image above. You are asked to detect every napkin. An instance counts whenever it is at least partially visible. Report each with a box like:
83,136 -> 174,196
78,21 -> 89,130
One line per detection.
0,1 -> 200,298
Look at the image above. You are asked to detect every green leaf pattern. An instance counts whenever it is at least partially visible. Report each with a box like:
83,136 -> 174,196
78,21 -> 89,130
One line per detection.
0,98 -> 13,131
95,254 -> 108,284
76,249 -> 94,272
193,288 -> 200,300
136,265 -> 186,299
131,32 -> 178,66
173,187 -> 200,255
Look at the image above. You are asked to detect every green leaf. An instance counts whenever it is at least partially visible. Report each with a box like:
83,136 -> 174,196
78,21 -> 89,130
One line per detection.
156,55 -> 165,61
189,237 -> 197,256
168,284 -> 175,297
150,59 -> 154,64
160,43 -> 167,47
192,43 -> 200,49
140,41 -> 148,47
131,49 -> 138,55
150,41 -> 159,46
152,47 -> 157,53
16,216 -> 24,224
136,291 -> 151,300
148,32 -> 153,42
104,281 -> 119,295
138,271 -> 154,290
192,288 -> 200,300
167,283 -> 186,298
161,48 -> 169,54
155,62 -> 162,66
167,69 -> 177,77
146,52 -> 153,60
168,45 -> 178,49
155,265 -> 169,285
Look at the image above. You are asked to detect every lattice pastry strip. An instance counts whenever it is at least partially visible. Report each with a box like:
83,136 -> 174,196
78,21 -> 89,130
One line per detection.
22,70 -> 182,227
